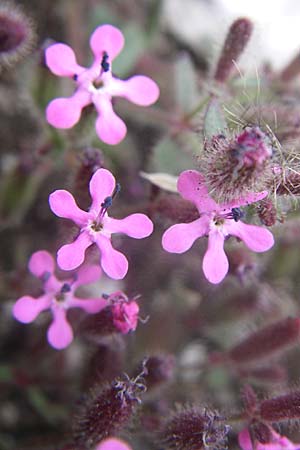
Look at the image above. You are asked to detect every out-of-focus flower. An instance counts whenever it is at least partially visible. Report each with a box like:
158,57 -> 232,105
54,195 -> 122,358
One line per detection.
239,427 -> 300,450
12,250 -> 106,349
162,170 -> 274,284
49,168 -> 154,279
45,24 -> 159,145
95,438 -> 133,450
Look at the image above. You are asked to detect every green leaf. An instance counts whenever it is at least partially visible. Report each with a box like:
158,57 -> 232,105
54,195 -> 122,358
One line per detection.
148,136 -> 195,175
204,99 -> 227,139
175,53 -> 200,113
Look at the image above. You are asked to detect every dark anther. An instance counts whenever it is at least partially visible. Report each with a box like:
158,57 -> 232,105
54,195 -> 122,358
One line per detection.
102,293 -> 110,299
231,207 -> 244,222
112,182 -> 121,199
41,271 -> 51,282
101,51 -> 110,72
101,196 -> 113,209
61,283 -> 71,294
73,74 -> 78,81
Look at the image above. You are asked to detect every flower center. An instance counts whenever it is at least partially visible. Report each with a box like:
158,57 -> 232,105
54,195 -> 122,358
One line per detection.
55,283 -> 71,303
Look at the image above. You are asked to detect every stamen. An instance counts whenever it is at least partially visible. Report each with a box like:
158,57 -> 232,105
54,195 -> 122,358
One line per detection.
61,283 -> 71,294
73,74 -> 78,81
101,51 -> 110,72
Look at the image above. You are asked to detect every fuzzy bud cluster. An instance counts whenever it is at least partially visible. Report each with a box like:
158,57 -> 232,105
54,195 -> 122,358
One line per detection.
202,127 -> 273,202
73,374 -> 146,449
159,406 -> 229,450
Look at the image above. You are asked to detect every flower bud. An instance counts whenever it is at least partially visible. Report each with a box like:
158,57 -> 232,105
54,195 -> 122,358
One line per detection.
228,317 -> 300,366
202,127 -> 273,202
0,2 -> 35,70
159,406 -> 229,450
73,374 -> 146,449
259,391 -> 300,422
214,18 -> 253,83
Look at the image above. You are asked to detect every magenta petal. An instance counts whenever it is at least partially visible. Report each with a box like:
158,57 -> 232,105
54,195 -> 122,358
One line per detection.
111,75 -> 159,105
177,170 -> 218,213
57,232 -> 92,271
93,94 -> 127,145
226,221 -> 275,252
68,297 -> 107,313
46,89 -> 90,129
95,235 -> 128,280
47,307 -> 73,350
28,250 -> 55,278
89,168 -> 115,213
45,43 -> 84,77
89,24 -> 124,63
49,190 -> 89,226
203,230 -> 228,284
220,191 -> 268,210
95,438 -> 132,450
238,429 -> 253,450
162,217 -> 208,254
108,214 -> 154,238
73,264 -> 102,288
13,295 -> 51,323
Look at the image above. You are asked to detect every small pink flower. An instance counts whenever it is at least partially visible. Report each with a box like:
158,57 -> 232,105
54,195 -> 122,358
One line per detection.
108,291 -> 139,333
95,438 -> 133,450
12,250 -> 107,350
49,168 -> 154,279
162,170 -> 274,284
239,428 -> 300,450
45,24 -> 159,145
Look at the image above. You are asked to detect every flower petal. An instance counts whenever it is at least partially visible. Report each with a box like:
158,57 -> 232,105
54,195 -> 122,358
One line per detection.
110,75 -> 159,106
177,170 -> 218,213
203,229 -> 228,284
89,168 -> 115,213
73,264 -> 102,288
47,307 -> 73,350
28,250 -> 55,278
95,235 -> 128,280
13,295 -> 51,323
219,191 -> 268,210
89,24 -> 124,63
57,232 -> 93,271
162,217 -> 209,254
95,438 -> 133,450
45,43 -> 85,77
226,221 -> 275,252
49,190 -> 90,226
238,429 -> 253,450
108,214 -> 154,238
46,89 -> 90,129
93,94 -> 127,145
67,297 -> 107,313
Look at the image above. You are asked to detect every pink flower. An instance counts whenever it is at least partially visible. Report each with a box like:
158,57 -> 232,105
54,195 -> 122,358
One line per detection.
12,250 -> 107,350
108,291 -> 139,333
49,168 -> 154,279
239,428 -> 300,450
45,24 -> 159,145
162,170 -> 274,284
95,438 -> 132,450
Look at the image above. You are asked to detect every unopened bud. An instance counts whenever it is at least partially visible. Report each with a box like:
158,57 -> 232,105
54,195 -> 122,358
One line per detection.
228,317 -> 300,365
257,198 -> 277,226
214,18 -> 253,83
159,406 -> 229,450
259,391 -> 300,422
73,374 -> 146,449
202,127 -> 273,202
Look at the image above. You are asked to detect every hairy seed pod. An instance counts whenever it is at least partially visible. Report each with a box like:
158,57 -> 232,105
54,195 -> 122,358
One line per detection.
259,391 -> 300,422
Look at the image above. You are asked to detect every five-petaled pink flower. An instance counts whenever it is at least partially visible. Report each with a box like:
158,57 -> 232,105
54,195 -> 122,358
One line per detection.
95,438 -> 133,450
49,168 -> 154,279
13,250 -> 107,350
162,170 -> 274,284
239,428 -> 300,450
45,24 -> 159,145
